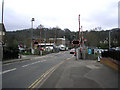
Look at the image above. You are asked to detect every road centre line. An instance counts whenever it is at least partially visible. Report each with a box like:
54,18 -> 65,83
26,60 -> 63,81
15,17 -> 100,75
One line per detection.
31,61 -> 64,88
22,60 -> 46,68
36,62 -> 64,88
28,64 -> 57,88
28,61 -> 64,88
0,68 -> 16,75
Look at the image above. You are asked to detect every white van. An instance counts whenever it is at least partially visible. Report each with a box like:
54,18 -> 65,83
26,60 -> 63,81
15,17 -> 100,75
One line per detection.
59,45 -> 66,51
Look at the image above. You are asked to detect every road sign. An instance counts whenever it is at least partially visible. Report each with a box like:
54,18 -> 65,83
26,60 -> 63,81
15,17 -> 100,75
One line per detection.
72,40 -> 80,46
73,41 -> 79,44
88,48 -> 91,54
84,39 -> 87,41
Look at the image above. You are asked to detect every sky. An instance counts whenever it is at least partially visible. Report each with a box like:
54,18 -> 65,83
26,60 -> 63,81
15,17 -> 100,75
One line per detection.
0,0 -> 119,31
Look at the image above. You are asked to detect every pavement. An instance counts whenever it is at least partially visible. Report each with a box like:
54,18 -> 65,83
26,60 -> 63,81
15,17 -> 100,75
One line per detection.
40,57 -> 118,88
100,58 -> 119,71
2,52 -> 60,64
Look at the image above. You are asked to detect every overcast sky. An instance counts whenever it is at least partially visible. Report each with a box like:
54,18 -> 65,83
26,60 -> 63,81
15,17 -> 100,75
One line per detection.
0,0 -> 119,31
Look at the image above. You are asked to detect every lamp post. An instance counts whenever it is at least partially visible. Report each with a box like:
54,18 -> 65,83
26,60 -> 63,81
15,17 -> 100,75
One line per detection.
1,0 -> 5,60
31,18 -> 35,54
0,0 -> 4,90
39,24 -> 42,55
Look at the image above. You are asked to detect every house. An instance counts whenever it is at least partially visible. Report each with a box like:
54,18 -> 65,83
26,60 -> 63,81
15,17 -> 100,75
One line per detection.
0,23 -> 6,44
49,37 -> 66,45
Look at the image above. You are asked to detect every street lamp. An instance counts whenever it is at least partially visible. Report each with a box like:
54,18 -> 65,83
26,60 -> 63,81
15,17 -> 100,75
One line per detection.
0,0 -> 5,90
39,24 -> 43,55
31,18 -> 35,54
1,0 -> 6,60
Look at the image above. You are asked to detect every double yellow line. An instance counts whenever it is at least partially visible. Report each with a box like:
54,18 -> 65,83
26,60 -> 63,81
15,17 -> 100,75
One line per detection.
28,61 -> 64,88
28,55 -> 74,88
66,55 -> 74,60
3,63 -> 13,66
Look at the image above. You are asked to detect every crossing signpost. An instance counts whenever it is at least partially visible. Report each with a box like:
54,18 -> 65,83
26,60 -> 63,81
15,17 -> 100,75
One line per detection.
72,40 -> 80,60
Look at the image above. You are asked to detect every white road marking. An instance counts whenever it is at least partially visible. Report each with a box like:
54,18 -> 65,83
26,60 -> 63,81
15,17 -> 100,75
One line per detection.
0,68 -> 16,75
22,60 -> 46,68
86,65 -> 100,69
34,56 -> 49,59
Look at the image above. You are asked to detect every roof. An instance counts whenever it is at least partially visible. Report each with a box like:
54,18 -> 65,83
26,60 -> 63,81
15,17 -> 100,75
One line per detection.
0,23 -> 6,32
49,38 -> 65,41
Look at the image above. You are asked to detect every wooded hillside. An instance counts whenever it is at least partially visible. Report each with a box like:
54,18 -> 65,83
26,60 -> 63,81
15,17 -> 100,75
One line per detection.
6,27 -> 120,49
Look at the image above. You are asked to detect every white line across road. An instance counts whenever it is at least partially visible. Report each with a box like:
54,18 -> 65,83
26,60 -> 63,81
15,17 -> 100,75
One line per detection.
22,60 -> 46,68
0,68 -> 17,75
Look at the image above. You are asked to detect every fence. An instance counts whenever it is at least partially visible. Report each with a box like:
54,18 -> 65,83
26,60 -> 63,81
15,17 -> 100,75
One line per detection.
3,47 -> 19,60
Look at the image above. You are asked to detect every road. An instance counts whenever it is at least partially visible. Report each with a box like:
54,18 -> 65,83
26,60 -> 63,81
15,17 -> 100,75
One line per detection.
2,51 -> 119,88
2,51 -> 72,88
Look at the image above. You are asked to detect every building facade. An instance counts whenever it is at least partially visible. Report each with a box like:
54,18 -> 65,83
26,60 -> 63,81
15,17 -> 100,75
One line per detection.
0,23 -> 6,44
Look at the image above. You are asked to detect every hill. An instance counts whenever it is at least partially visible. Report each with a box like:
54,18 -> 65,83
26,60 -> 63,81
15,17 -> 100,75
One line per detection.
5,27 -> 120,49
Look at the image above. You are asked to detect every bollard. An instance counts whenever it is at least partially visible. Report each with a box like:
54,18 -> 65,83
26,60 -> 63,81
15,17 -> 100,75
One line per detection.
76,49 -> 79,60
98,55 -> 100,62
40,50 -> 42,56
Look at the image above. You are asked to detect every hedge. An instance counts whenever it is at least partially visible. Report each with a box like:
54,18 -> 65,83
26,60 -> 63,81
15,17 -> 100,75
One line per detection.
3,47 -> 19,60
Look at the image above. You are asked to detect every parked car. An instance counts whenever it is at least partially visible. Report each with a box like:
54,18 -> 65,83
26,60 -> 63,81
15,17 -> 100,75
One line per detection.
40,48 -> 44,51
70,48 -> 76,54
45,46 -> 53,51
66,47 -> 69,51
115,47 -> 120,51
96,49 -> 104,53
